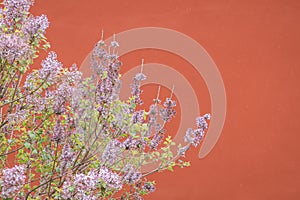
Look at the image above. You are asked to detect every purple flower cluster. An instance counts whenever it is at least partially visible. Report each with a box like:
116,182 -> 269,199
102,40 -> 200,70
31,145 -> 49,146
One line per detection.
52,81 -> 73,115
7,104 -> 27,123
24,91 -> 47,112
160,97 -> 176,122
53,119 -> 64,142
2,0 -> 33,27
185,113 -> 211,147
142,182 -> 156,193
196,113 -> 210,128
3,0 -> 33,16
99,167 -> 122,189
39,51 -> 62,83
95,77 -> 121,116
91,37 -> 123,116
123,136 -> 138,150
131,110 -> 144,124
133,192 -> 143,200
60,143 -> 74,174
1,165 -> 26,198
150,132 -> 164,149
130,77 -> 145,105
61,179 -> 73,199
96,78 -> 113,104
56,82 -> 73,101
62,168 -> 122,196
22,14 -> 49,38
123,165 -> 142,184
102,139 -> 122,165
25,52 -> 79,115
62,170 -> 99,200
134,72 -> 147,81
63,64 -> 82,85
110,40 -> 119,48
74,171 -> 98,199
148,104 -> 158,126
0,33 -> 30,63
90,41 -> 107,75
123,136 -> 146,150
60,143 -> 74,161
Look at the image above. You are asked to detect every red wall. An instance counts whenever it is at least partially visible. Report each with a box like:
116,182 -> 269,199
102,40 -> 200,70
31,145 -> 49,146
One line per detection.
31,0 -> 300,199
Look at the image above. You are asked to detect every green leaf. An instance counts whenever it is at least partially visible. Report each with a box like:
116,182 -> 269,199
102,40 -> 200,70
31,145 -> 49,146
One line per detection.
32,149 -> 38,154
183,161 -> 191,167
24,142 -> 31,149
28,131 -> 36,139
167,165 -> 174,171
16,23 -> 21,29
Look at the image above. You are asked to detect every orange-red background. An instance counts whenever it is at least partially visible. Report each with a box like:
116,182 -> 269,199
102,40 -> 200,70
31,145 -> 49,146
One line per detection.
31,0 -> 300,199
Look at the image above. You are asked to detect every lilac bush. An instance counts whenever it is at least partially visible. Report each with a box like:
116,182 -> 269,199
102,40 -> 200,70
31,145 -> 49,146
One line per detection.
0,0 -> 210,199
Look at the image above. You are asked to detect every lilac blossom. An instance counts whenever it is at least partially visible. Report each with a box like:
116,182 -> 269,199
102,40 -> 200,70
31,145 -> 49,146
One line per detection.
159,107 -> 176,122
23,72 -> 36,89
39,51 -> 63,84
163,97 -> 176,108
22,14 -> 49,38
110,79 -> 121,101
123,165 -> 142,184
142,182 -> 156,193
56,82 -> 73,101
53,120 -> 64,142
110,40 -> 119,48
52,80 -> 74,115
203,113 -> 211,120
7,105 -> 27,123
25,92 -> 46,112
131,110 -> 144,124
63,64 -> 82,84
53,96 -> 66,114
123,136 -> 138,150
159,97 -> 176,122
91,42 -> 107,75
92,38 -> 122,106
93,43 -> 107,59
134,72 -> 146,81
137,137 -> 147,150
185,113 -> 210,147
191,135 -> 203,147
185,129 -> 203,147
150,133 -> 164,149
62,171 -> 99,200
60,143 -> 74,174
195,116 -> 208,129
133,192 -> 143,200
102,139 -> 122,165
3,0 -> 33,26
61,180 -> 73,199
74,172 -> 98,199
148,104 -> 158,125
107,62 -> 120,81
0,33 -> 30,63
60,143 -> 74,162
96,78 -> 113,104
99,167 -> 122,189
0,9 -> 4,27
1,165 -> 26,198
130,78 -> 144,105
